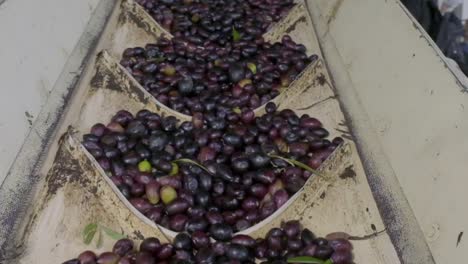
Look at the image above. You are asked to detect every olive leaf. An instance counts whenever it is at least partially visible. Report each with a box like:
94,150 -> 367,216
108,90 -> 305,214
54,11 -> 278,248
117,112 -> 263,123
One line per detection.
83,223 -> 125,246
232,27 -> 241,42
95,229 -> 103,248
174,158 -> 212,175
268,154 -> 324,177
101,225 -> 126,240
83,223 -> 98,245
287,256 -> 326,264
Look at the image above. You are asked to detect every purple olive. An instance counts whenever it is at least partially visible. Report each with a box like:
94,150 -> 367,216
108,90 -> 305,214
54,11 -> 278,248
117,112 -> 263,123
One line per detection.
135,252 -> 154,264
166,198 -> 190,215
169,214 -> 189,232
331,250 -> 353,264
209,223 -> 233,241
129,198 -> 152,213
139,237 -> 161,253
113,239 -> 134,257
231,235 -> 256,248
282,220 -> 301,239
173,233 -> 193,250
329,239 -> 353,252
78,251 -> 97,264
97,252 -> 120,264
191,231 -> 210,249
156,244 -> 174,260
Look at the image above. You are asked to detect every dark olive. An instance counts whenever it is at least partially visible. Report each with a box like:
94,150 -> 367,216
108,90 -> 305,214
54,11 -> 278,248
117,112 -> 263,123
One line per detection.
173,233 -> 193,250
112,239 -> 134,257
195,247 -> 216,263
231,235 -> 256,248
191,231 -> 211,249
78,251 -> 97,264
226,244 -> 250,261
139,237 -> 161,253
209,223 -> 233,241
96,252 -> 120,264
135,251 -> 155,264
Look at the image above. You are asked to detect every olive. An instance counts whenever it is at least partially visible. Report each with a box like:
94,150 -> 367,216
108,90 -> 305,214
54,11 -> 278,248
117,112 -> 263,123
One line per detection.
166,198 -> 190,215
161,186 -> 178,205
229,63 -> 246,83
188,231 -> 209,249
91,123 -> 106,137
78,251 -> 97,264
173,233 -> 193,250
139,237 -> 161,253
145,182 -> 160,204
231,157 -> 250,172
231,235 -> 256,248
209,223 -> 233,241
287,238 -> 303,251
206,211 -> 224,225
282,220 -> 301,239
126,120 -> 147,137
301,228 -> 317,245
170,214 -> 189,232
226,244 -> 250,261
173,250 -> 193,263
214,164 -> 236,182
134,252 -> 154,264
249,153 -> 271,168
112,239 -> 134,257
329,239 -> 353,252
130,198 -> 152,213
185,218 -> 209,233
146,206 -> 163,223
331,250 -> 353,264
195,247 -> 216,263
148,131 -> 169,151
178,76 -> 194,95
96,252 -> 120,264
314,245 -> 333,259
156,244 -> 174,260
222,133 -> 242,147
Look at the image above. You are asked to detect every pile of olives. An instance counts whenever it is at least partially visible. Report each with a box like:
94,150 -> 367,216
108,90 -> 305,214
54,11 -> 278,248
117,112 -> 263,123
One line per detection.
120,35 -> 315,116
82,103 -> 342,234
135,0 -> 295,47
63,220 -> 354,264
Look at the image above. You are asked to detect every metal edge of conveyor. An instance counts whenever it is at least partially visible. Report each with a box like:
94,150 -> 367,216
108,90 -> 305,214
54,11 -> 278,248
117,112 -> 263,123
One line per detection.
0,0 -> 117,261
305,1 -> 436,264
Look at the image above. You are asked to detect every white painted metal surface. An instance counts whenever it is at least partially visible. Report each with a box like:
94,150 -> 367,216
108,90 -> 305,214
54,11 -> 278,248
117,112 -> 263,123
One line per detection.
308,0 -> 468,262
0,0 -> 100,184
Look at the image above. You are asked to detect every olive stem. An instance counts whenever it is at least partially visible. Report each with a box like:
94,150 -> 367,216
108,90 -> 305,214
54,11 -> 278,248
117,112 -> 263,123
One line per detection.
286,256 -> 329,264
173,158 -> 212,175
267,154 -> 325,177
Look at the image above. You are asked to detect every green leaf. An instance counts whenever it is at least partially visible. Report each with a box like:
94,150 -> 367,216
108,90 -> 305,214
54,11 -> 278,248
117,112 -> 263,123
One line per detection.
268,154 -> 324,177
232,27 -> 241,42
174,159 -> 212,175
101,225 -> 126,240
287,256 -> 326,264
83,223 -> 98,245
324,260 -> 334,264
